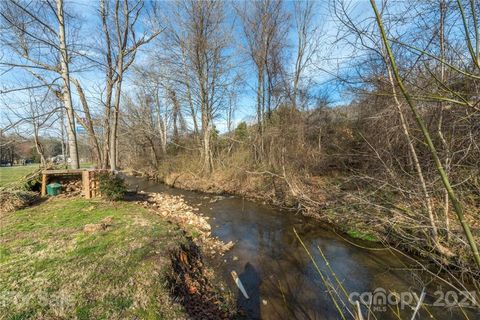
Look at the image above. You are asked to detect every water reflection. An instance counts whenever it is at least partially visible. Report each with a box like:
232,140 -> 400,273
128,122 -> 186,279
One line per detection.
237,263 -> 262,319
126,176 -> 479,320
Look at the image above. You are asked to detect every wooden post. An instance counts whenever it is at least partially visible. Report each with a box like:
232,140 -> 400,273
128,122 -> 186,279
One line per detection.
82,170 -> 91,199
92,172 -> 98,198
41,174 -> 47,196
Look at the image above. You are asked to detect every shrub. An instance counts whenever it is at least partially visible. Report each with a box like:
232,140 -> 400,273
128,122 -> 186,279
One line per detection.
234,122 -> 248,140
98,173 -> 126,201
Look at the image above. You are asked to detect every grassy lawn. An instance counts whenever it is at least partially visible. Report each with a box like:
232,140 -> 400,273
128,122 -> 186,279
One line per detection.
0,165 -> 40,188
80,163 -> 94,169
0,198 -> 187,319
0,163 -> 94,189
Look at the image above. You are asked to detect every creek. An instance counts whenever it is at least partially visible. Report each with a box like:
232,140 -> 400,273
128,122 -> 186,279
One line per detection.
126,176 -> 478,320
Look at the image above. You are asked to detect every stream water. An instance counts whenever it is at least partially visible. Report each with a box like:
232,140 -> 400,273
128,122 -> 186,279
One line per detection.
126,176 -> 478,320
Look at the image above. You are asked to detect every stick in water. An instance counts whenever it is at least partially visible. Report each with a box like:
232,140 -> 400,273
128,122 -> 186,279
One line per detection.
231,271 -> 249,299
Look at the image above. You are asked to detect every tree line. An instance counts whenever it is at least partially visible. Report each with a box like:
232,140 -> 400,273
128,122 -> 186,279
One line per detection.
1,0 -> 479,273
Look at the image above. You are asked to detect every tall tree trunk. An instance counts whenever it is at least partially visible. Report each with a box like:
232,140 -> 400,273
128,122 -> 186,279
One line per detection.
109,74 -> 123,171
102,77 -> 112,169
102,110 -> 111,169
202,121 -> 212,173
169,88 -> 180,142
385,61 -> 440,245
201,90 -> 213,173
292,17 -> 304,111
146,136 -> 160,167
33,123 -> 46,167
256,70 -> 265,160
71,78 -> 103,167
101,0 -> 112,169
154,91 -> 167,154
60,107 -> 66,167
181,45 -> 199,136
437,0 -> 451,239
186,81 -> 199,136
181,44 -> 200,139
57,0 -> 79,169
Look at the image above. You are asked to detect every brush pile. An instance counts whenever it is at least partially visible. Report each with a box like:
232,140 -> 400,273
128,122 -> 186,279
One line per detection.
0,190 -> 38,215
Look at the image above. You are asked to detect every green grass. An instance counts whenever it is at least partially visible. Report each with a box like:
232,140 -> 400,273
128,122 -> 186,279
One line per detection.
0,198 -> 187,319
0,165 -> 40,188
346,229 -> 379,242
0,163 -> 95,189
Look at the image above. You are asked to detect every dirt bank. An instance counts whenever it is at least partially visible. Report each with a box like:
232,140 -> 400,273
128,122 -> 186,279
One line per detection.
168,241 -> 235,319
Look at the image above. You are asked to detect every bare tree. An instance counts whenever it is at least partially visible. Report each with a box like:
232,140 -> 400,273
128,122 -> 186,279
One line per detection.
236,0 -> 289,159
0,0 -> 80,168
290,0 -> 322,110
98,0 -> 160,170
370,0 -> 480,268
56,0 -> 79,168
2,87 -> 60,167
162,0 -> 232,173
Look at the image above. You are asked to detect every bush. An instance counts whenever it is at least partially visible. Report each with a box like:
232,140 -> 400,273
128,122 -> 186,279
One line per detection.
98,173 -> 126,201
234,122 -> 248,140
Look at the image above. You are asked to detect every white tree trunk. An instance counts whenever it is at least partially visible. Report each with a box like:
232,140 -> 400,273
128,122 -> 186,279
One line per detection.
202,123 -> 213,173
109,52 -> 124,171
57,0 -> 79,169
155,93 -> 167,154
437,0 -> 451,238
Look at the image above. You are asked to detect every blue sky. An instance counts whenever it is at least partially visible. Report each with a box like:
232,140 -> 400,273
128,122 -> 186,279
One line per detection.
0,0 -> 374,135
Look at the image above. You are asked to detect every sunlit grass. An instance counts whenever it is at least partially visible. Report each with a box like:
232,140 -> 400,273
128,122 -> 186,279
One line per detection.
0,163 -> 95,189
346,229 -> 379,242
0,198 -> 187,319
0,165 -> 40,187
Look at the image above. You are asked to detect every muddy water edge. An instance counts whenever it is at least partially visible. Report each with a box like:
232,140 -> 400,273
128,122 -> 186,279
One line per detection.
125,176 -> 479,320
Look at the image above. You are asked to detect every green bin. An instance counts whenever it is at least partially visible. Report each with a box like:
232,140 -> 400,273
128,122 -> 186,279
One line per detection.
46,182 -> 62,196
